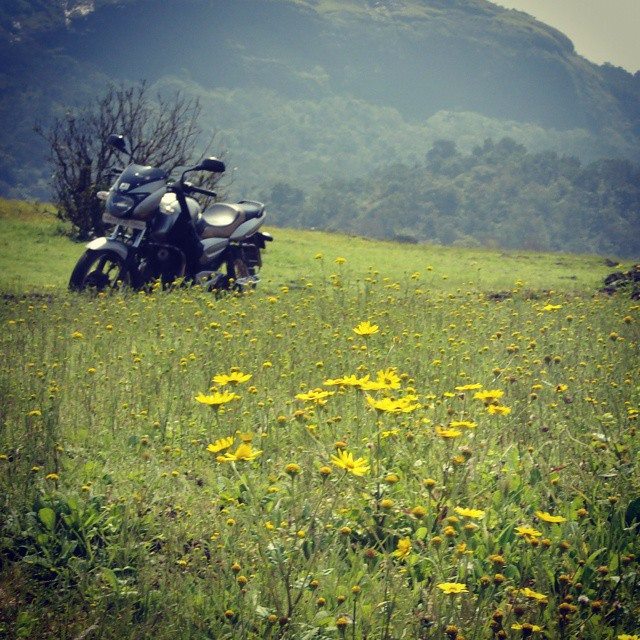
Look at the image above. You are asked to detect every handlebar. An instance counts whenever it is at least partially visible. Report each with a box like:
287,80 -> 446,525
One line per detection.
183,181 -> 217,198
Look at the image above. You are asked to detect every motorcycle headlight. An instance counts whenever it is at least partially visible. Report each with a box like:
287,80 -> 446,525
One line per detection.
106,192 -> 135,218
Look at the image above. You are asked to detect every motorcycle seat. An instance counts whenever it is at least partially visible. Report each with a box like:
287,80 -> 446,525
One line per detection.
236,200 -> 265,220
197,203 -> 241,239
200,203 -> 240,227
197,201 -> 266,240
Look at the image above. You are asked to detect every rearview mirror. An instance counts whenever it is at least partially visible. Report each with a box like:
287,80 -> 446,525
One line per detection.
107,134 -> 128,155
197,157 -> 226,173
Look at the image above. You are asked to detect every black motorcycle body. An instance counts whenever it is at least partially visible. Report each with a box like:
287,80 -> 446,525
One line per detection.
69,144 -> 272,292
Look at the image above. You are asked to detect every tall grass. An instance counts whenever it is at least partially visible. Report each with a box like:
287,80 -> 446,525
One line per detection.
0,201 -> 638,639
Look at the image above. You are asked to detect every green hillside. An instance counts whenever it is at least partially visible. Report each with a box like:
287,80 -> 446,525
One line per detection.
2,0 -> 640,202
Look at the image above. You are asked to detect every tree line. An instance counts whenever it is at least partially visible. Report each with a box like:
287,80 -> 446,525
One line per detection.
272,138 -> 640,258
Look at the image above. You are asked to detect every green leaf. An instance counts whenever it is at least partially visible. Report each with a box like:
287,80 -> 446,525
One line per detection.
415,526 -> 428,540
38,507 -> 56,531
313,611 -> 332,624
497,523 -> 515,545
102,568 -> 119,590
255,605 -> 270,619
504,564 -> 521,581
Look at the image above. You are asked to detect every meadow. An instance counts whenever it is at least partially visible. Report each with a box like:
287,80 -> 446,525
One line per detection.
0,199 -> 638,639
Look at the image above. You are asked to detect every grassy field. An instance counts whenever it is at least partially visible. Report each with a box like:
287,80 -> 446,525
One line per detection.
0,198 -> 617,294
1,200 -> 638,639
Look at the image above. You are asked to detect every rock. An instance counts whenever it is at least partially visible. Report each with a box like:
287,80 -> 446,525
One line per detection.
601,264 -> 640,298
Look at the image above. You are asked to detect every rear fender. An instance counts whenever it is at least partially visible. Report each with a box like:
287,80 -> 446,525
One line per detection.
243,232 -> 274,249
230,218 -> 265,240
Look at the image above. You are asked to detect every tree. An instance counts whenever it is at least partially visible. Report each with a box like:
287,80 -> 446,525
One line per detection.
36,81 -> 220,239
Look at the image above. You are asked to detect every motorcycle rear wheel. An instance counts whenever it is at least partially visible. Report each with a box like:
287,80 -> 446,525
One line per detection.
69,249 -> 131,292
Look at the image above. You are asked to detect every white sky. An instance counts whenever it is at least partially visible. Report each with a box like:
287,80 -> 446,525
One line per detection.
489,0 -> 640,73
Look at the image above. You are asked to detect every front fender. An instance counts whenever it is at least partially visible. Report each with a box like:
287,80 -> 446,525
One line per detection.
86,237 -> 129,261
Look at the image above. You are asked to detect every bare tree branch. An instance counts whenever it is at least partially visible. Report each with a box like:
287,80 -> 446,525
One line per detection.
36,81 -> 220,239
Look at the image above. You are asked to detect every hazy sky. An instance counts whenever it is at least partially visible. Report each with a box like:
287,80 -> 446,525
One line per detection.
490,0 -> 640,72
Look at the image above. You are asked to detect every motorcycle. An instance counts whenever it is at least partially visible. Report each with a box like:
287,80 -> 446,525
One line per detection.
69,134 -> 272,292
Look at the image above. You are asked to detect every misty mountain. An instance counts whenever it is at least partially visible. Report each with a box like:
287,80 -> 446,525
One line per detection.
1,0 -> 639,242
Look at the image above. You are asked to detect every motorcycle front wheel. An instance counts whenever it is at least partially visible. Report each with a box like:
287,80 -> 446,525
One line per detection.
69,249 -> 132,292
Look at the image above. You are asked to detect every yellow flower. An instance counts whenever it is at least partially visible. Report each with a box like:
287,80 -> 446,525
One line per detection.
330,449 -> 370,476
374,368 -> 402,389
217,443 -> 262,463
207,436 -> 234,453
334,256 -> 347,265
45,473 -> 59,481
454,506 -> 486,520
449,420 -> 476,429
296,388 -> 335,404
437,582 -> 468,595
511,623 -> 542,632
366,394 -> 421,414
519,587 -> 548,603
515,525 -> 543,539
324,374 -> 369,387
411,505 -> 427,519
435,426 -> 462,439
618,635 -> 640,640
473,389 -> 504,404
213,371 -> 252,386
454,383 -> 483,391
195,391 -> 240,407
542,304 -> 562,311
393,537 -> 412,559
336,616 -> 350,629
358,379 -> 389,391
353,321 -> 379,336
487,404 -> 511,415
535,510 -> 567,524
285,463 -> 302,476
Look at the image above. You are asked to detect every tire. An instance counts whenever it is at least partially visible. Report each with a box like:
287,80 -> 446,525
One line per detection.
69,249 -> 131,292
